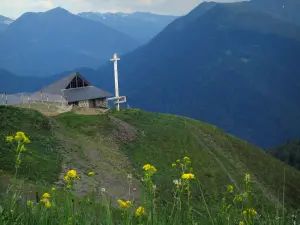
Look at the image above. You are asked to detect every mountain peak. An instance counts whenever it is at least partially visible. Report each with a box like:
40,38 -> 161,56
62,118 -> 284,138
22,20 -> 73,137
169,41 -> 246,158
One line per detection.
44,7 -> 71,15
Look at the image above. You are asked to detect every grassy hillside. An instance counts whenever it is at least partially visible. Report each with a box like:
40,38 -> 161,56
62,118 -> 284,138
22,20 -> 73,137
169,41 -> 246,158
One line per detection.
96,2 -> 300,149
0,106 -> 62,185
1,106 -> 300,212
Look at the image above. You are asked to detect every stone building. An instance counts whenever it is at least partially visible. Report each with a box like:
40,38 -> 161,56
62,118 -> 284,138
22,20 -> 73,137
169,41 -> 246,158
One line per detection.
33,72 -> 112,108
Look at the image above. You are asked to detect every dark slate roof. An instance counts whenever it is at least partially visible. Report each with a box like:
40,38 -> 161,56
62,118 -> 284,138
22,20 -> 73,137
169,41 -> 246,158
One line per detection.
62,86 -> 112,102
35,72 -> 112,102
39,72 -> 91,95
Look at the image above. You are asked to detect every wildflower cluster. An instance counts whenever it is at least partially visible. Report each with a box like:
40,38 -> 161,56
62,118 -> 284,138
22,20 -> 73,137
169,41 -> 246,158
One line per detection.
1,130 -> 296,225
171,156 -> 196,223
143,164 -> 157,175
64,169 -> 80,190
117,199 -> 132,209
26,200 -> 34,208
141,163 -> 157,220
243,208 -> 257,217
6,131 -> 30,144
220,173 -> 259,224
136,206 -> 146,217
182,173 -> 195,180
6,131 -> 31,178
40,193 -> 52,208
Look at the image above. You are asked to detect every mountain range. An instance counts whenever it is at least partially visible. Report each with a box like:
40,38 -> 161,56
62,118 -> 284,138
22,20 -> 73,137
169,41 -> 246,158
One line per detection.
78,12 -> 178,43
1,0 -> 300,148
0,8 -> 139,77
0,68 -> 99,94
0,9 -> 177,77
95,1 -> 300,148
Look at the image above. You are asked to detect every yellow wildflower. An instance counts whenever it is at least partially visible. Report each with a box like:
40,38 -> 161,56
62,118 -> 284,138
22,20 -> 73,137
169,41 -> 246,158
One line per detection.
40,199 -> 47,203
64,175 -> 69,182
66,184 -> 72,189
15,131 -> 27,141
24,137 -> 30,143
239,221 -> 245,225
42,193 -> 51,199
242,210 -> 247,216
125,201 -> 132,207
26,200 -> 34,208
234,195 -> 243,203
67,169 -> 77,178
172,163 -> 176,167
44,201 -> 52,208
183,156 -> 190,161
243,208 -> 257,216
12,131 -> 30,143
182,173 -> 195,180
143,164 -> 151,170
51,187 -> 56,191
143,164 -> 157,173
245,173 -> 251,183
88,171 -> 95,176
117,200 -> 131,209
136,206 -> 146,217
6,136 -> 14,142
227,185 -> 234,193
250,209 -> 257,215
176,159 -> 180,163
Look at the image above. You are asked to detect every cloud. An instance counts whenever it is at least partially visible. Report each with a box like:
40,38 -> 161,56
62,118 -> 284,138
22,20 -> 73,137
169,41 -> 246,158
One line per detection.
0,0 -> 242,19
30,0 -> 54,10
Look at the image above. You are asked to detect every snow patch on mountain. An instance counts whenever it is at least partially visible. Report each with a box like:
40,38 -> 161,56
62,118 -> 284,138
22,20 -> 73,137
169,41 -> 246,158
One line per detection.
4,20 -> 13,25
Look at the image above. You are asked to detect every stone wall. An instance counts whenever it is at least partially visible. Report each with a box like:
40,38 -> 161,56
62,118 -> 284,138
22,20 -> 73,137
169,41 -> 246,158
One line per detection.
94,98 -> 108,108
78,100 -> 90,108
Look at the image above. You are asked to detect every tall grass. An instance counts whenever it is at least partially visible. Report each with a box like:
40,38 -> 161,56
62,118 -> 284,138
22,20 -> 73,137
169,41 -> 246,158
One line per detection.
0,131 -> 299,225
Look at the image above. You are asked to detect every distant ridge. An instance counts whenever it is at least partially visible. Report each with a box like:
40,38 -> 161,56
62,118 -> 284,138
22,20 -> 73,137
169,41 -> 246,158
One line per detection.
0,8 -> 139,77
97,1 -> 300,148
78,11 -> 178,43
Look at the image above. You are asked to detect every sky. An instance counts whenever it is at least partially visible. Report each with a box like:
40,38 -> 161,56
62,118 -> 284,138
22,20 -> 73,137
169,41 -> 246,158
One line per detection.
1,0 -> 239,19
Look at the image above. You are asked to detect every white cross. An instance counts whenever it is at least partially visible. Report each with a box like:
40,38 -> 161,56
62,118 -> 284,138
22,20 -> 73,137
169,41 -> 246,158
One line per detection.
110,53 -> 121,111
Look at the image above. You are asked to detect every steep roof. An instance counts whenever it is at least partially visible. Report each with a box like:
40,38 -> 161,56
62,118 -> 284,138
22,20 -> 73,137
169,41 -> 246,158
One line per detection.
39,72 -> 91,95
36,72 -> 112,101
62,86 -> 111,102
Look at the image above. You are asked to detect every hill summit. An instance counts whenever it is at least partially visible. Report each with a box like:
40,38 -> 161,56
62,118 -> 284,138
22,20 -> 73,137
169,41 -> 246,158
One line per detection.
1,106 -> 300,210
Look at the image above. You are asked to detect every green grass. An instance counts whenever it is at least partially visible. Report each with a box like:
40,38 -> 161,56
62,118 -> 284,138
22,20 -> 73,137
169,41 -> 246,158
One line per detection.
110,109 -> 300,211
0,106 -> 63,185
1,106 -> 300,223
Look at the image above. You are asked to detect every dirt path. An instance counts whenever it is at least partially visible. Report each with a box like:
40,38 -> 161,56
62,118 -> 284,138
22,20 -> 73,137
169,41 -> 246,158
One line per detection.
50,117 -> 141,203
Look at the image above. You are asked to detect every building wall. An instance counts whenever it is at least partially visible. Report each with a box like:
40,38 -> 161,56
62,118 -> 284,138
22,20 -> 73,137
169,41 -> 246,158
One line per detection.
75,98 -> 108,108
78,100 -> 89,108
94,98 -> 108,108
